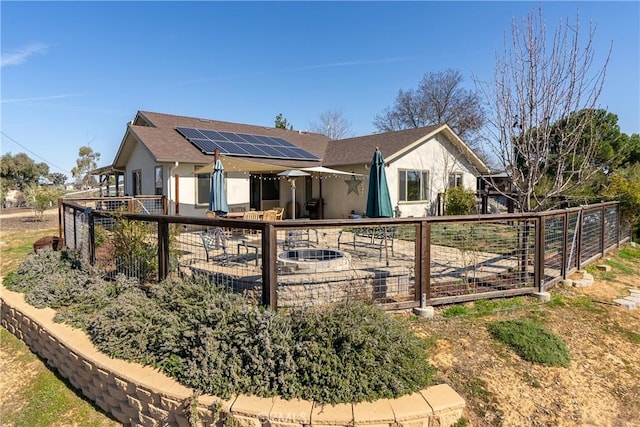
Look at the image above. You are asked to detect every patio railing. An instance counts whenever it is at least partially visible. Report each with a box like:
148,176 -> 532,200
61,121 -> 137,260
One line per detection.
59,200 -> 630,310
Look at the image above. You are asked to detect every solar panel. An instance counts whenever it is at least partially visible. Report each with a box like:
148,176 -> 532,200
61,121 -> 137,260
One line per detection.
175,127 -> 319,161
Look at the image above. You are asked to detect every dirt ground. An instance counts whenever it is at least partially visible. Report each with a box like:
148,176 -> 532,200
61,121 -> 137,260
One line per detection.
0,207 -> 59,232
411,272 -> 640,427
1,209 -> 639,426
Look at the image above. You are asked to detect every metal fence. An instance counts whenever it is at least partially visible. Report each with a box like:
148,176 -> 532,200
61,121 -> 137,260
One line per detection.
59,200 -> 630,310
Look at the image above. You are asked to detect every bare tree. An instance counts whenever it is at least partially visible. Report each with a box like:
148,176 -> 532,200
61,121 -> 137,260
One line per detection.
373,69 -> 485,145
308,109 -> 353,140
479,7 -> 611,212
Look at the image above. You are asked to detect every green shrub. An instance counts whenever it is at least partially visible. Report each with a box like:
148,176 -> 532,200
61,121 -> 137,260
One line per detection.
292,302 -> 435,403
7,251 -> 436,404
445,186 -> 477,215
488,320 -> 570,367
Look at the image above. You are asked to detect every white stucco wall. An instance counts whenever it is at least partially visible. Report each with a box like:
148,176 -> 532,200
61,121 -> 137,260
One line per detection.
121,132 -> 480,219
125,143 -> 158,196
319,134 -> 479,218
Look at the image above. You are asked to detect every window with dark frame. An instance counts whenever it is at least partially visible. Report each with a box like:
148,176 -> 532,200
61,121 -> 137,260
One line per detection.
196,169 -> 209,206
154,166 -> 163,196
132,170 -> 141,196
398,169 -> 429,202
449,172 -> 463,188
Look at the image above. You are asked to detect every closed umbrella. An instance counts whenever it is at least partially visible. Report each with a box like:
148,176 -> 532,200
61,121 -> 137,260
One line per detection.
209,149 -> 228,216
366,148 -> 393,218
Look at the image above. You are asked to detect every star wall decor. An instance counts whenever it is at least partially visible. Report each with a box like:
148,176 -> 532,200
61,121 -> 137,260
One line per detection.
345,175 -> 362,195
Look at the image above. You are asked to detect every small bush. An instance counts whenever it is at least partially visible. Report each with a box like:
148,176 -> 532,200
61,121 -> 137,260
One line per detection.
445,186 -> 477,215
488,320 -> 570,367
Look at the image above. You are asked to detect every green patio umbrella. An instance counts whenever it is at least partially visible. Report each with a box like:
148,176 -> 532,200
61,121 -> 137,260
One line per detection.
366,148 -> 393,218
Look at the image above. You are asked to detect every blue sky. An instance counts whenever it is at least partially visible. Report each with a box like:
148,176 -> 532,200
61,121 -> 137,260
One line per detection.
2,1 -> 639,177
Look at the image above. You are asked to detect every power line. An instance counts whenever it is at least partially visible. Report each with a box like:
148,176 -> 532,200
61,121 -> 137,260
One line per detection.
1,130 -> 73,175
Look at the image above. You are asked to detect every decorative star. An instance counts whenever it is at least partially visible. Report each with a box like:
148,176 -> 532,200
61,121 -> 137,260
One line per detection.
345,176 -> 362,195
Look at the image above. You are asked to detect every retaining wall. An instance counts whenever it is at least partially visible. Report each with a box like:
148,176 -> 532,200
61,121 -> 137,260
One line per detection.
1,286 -> 465,427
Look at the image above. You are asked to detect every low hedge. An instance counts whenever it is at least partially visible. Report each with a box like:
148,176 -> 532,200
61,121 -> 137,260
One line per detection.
4,249 -> 435,404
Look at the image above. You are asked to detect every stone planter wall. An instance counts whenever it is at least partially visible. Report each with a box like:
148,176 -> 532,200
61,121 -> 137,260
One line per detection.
1,286 -> 465,427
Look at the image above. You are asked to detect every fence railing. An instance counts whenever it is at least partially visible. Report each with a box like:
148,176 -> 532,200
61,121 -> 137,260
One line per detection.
59,200 -> 630,310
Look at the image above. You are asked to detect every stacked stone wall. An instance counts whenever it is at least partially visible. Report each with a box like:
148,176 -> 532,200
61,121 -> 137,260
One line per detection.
1,287 -> 464,427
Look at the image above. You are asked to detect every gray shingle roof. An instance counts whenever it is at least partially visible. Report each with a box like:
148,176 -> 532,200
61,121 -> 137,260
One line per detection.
323,126 -> 441,166
121,111 -> 330,167
112,111 -> 488,173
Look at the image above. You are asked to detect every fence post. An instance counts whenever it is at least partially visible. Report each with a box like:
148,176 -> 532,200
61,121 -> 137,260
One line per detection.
600,205 -> 606,258
535,216 -> 545,292
576,208 -> 583,271
157,218 -> 170,281
616,203 -> 621,247
561,210 -> 568,279
262,224 -> 277,309
423,221 -> 431,303
88,211 -> 96,266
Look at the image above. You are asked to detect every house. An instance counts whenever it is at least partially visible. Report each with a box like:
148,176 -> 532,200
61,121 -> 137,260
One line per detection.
104,110 -> 489,218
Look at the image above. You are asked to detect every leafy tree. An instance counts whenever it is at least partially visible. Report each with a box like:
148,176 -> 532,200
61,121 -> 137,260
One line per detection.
373,68 -> 485,145
536,109 -> 640,205
308,109 -> 353,139
49,172 -> 68,187
479,7 -> 611,212
274,113 -> 293,130
602,164 -> 640,239
23,184 -> 61,220
71,146 -> 100,189
0,152 -> 49,190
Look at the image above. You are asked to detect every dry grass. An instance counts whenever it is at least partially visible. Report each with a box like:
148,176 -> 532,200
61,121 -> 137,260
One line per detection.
406,245 -> 640,426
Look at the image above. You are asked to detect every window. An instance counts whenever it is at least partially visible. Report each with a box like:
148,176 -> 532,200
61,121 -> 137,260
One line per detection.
399,170 -> 429,202
196,171 -> 210,205
131,170 -> 141,196
154,166 -> 163,196
449,172 -> 463,188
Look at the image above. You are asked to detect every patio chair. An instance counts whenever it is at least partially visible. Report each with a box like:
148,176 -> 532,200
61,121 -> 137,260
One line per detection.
242,211 -> 261,220
273,207 -> 285,220
262,209 -> 278,221
199,227 -> 229,264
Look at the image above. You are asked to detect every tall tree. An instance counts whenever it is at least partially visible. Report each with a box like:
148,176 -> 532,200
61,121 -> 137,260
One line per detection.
0,152 -> 49,190
71,146 -> 100,189
373,68 -> 485,144
49,172 -> 68,187
479,7 -> 611,212
308,109 -> 353,140
274,113 -> 293,130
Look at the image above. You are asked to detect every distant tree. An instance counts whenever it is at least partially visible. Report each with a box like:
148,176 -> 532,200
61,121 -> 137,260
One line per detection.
49,172 -> 68,187
373,68 -> 485,145
309,109 -> 353,139
536,110 -> 639,204
0,152 -> 49,190
71,146 -> 100,189
478,7 -> 611,212
24,184 -> 61,220
602,164 -> 640,239
275,113 -> 293,130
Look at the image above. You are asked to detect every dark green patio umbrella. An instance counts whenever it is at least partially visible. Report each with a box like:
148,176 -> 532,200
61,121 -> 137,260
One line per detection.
366,148 -> 393,218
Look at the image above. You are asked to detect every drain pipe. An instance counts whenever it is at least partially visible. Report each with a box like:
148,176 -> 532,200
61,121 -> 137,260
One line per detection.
169,162 -> 179,215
